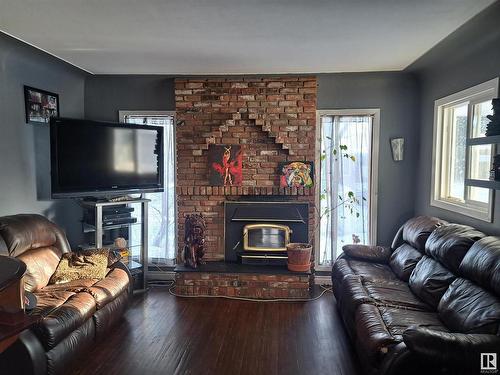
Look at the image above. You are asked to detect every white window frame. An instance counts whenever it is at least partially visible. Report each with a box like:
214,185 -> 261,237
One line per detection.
430,78 -> 498,222
118,110 -> 178,268
315,109 -> 380,271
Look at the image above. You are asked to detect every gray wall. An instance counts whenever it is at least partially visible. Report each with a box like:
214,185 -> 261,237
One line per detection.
5,0 -> 497,250
0,33 -> 88,246
408,1 -> 500,235
85,75 -> 175,121
317,72 -> 419,245
85,73 -> 419,245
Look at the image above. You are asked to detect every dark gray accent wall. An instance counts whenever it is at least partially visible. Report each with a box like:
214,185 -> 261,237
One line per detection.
318,72 -> 419,245
0,33 -> 88,246
2,2 -> 496,254
85,72 -> 419,245
84,75 -> 175,121
407,1 -> 500,235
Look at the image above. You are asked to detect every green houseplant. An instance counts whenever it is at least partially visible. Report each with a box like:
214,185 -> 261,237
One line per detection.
286,144 -> 363,272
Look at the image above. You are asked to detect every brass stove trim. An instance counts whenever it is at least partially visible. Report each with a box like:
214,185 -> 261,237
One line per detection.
243,223 -> 292,252
241,255 -> 288,259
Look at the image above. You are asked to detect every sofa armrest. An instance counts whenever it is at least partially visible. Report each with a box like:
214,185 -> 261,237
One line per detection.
342,244 -> 391,263
403,326 -> 500,368
109,260 -> 134,296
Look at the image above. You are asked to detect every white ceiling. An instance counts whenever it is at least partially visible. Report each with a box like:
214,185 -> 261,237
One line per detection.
0,0 -> 495,74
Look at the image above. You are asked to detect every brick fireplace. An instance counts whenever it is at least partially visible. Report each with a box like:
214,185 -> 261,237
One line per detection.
175,76 -> 317,263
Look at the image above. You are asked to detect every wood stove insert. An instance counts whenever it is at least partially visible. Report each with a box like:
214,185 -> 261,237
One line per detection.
224,200 -> 309,265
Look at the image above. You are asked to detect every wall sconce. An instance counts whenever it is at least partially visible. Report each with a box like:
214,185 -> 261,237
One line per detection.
390,137 -> 405,161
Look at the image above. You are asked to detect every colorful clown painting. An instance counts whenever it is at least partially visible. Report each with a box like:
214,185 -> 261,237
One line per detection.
279,161 -> 314,188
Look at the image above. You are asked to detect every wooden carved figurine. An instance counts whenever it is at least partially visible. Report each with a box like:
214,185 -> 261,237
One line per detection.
183,214 -> 207,268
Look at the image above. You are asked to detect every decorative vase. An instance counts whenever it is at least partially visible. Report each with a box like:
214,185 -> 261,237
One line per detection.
493,155 -> 500,181
286,243 -> 312,272
485,98 -> 500,136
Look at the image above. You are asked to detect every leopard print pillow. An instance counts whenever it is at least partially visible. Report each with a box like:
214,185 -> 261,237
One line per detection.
49,248 -> 109,284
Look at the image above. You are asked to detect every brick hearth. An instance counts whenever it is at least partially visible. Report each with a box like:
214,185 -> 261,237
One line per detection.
174,263 -> 313,299
175,76 -> 317,261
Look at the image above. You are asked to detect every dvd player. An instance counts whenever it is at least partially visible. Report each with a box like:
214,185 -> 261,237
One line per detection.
102,206 -> 134,215
100,217 -> 137,227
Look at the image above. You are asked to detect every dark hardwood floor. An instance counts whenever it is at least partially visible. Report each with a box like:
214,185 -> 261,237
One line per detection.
70,287 -> 359,375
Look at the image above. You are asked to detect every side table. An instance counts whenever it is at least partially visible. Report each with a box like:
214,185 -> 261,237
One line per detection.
0,256 -> 38,353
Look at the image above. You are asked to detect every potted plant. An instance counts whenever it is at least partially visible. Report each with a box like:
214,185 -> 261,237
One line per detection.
286,242 -> 314,272
286,144 -> 363,272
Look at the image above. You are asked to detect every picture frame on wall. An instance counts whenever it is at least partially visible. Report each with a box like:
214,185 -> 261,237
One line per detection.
24,86 -> 59,124
278,161 -> 314,188
208,144 -> 243,186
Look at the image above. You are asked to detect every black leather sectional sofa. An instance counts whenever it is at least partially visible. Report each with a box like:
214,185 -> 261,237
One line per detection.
332,216 -> 500,375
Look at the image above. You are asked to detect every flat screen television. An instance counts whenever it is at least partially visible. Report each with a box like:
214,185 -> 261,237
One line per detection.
50,118 -> 164,198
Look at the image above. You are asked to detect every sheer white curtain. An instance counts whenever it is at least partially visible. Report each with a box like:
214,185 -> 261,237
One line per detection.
319,115 -> 372,266
123,114 -> 176,265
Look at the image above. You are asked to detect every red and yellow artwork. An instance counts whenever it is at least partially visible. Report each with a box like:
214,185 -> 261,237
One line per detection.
208,145 -> 243,186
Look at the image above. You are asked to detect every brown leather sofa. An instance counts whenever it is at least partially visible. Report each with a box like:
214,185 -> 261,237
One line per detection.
0,214 -> 133,375
332,216 -> 500,375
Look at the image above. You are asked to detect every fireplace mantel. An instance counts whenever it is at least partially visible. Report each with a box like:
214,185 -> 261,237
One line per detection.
176,186 -> 313,196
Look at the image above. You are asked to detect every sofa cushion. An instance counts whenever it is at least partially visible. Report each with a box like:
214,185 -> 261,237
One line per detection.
362,279 -> 431,311
0,214 -> 59,256
87,268 -> 129,309
401,216 -> 444,251
338,276 -> 371,306
389,244 -> 423,281
0,214 -> 71,257
425,224 -> 485,274
438,278 -> 500,334
33,292 -> 97,350
41,278 -> 99,294
338,276 -> 432,342
332,257 -> 398,289
342,244 -> 391,263
347,259 -> 398,282
342,276 -> 431,310
378,306 -> 447,340
337,276 -> 372,336
18,246 -> 62,292
32,290 -> 76,317
459,236 -> 500,296
94,290 -> 129,338
403,326 -> 500,370
354,304 -> 447,367
409,256 -> 456,308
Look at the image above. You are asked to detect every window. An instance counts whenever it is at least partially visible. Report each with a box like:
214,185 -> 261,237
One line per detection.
317,110 -> 379,268
119,111 -> 177,266
431,78 -> 498,222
